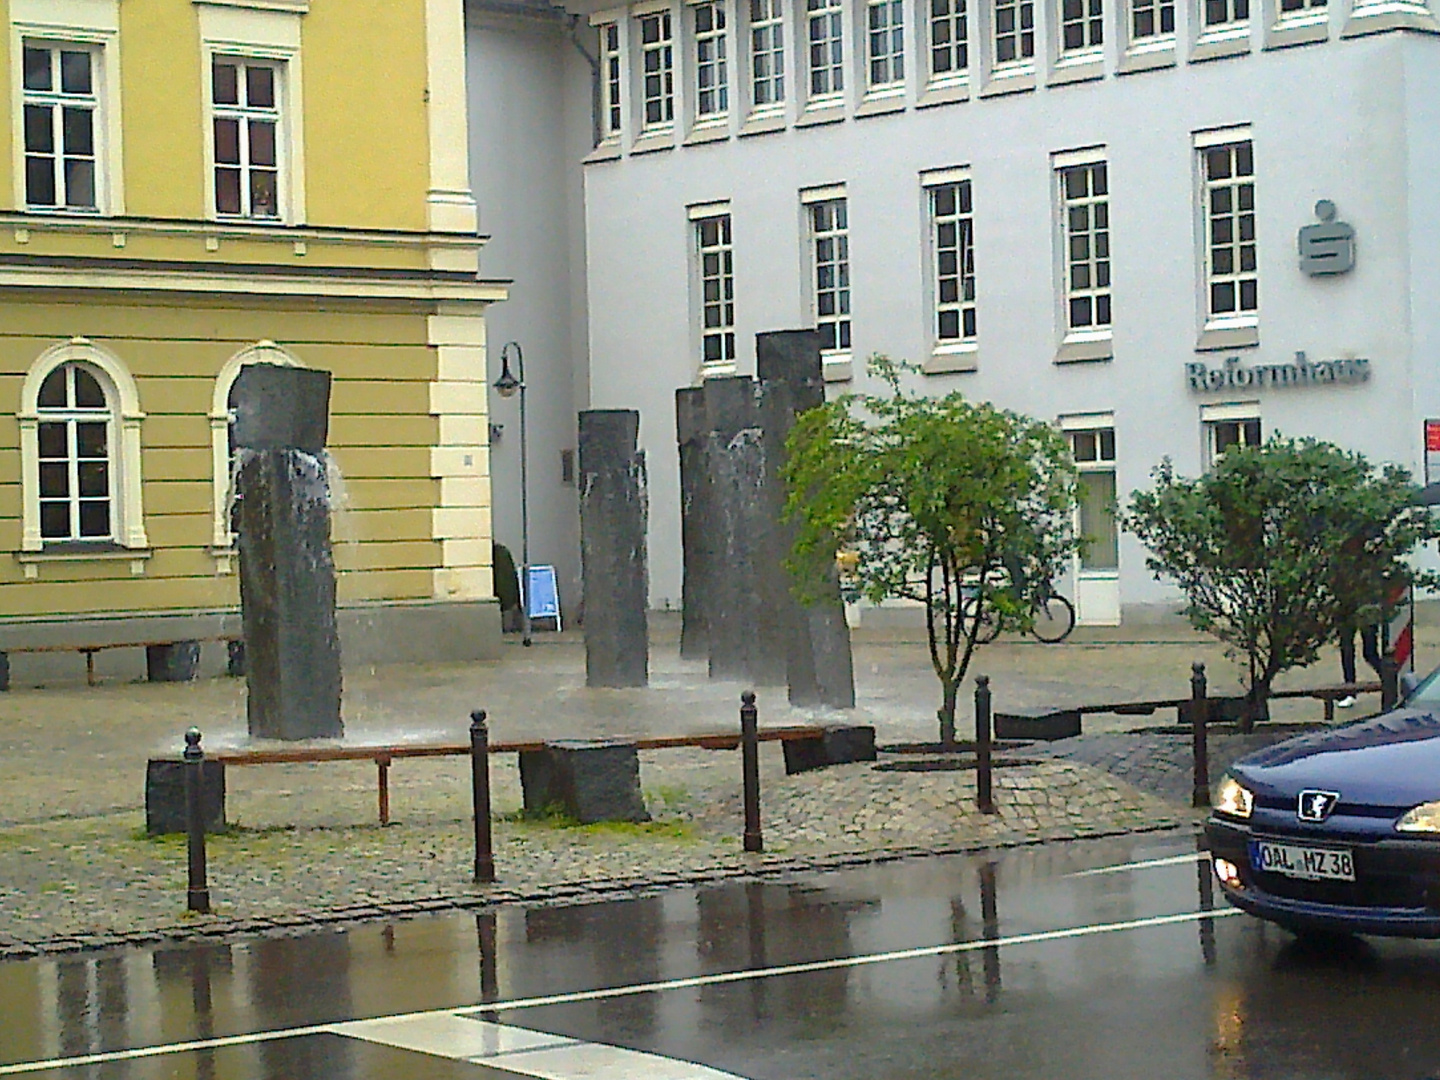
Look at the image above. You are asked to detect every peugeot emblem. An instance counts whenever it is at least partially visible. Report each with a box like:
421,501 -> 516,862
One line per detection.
1298,790 -> 1340,822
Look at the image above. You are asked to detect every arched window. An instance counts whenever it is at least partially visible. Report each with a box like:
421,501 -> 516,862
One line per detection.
19,339 -> 147,557
209,342 -> 301,567
36,362 -> 113,541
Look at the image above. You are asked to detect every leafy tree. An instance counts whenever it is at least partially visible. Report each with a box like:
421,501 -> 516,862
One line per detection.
1127,437 -> 1440,724
783,357 -> 1078,745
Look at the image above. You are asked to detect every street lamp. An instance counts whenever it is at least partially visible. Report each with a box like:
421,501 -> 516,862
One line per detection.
493,341 -> 531,646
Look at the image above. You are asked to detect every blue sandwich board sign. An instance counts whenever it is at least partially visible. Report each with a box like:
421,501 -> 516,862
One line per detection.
526,565 -> 561,629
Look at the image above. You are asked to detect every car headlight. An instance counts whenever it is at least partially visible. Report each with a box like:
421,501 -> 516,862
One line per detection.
1395,802 -> 1440,833
1214,775 -> 1254,819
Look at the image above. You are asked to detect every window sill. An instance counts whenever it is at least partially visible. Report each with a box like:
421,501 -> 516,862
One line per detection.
1117,36 -> 1178,73
1197,318 -> 1259,351
796,101 -> 846,128
1342,0 -> 1440,36
17,545 -> 151,580
923,342 -> 979,374
1191,22 -> 1254,60
1055,332 -> 1113,363
739,109 -> 788,137
856,89 -> 905,118
1265,10 -> 1331,47
822,353 -> 854,382
917,76 -> 970,108
979,62 -> 1037,97
1049,49 -> 1105,85
210,546 -> 237,575
631,129 -> 676,155
685,120 -> 731,145
585,139 -> 623,164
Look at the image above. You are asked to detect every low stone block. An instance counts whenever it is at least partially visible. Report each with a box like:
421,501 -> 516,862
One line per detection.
1179,696 -> 1270,725
782,724 -> 878,775
993,707 -> 1082,741
518,740 -> 649,824
145,759 -> 227,835
146,641 -> 201,683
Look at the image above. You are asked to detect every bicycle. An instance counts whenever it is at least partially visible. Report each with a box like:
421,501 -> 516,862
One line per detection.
961,575 -> 1076,644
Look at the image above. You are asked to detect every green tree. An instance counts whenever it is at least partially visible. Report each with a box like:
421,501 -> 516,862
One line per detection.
1126,437 -> 1440,724
783,357 -> 1078,745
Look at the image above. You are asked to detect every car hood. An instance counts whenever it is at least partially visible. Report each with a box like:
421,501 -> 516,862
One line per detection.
1229,709 -> 1440,810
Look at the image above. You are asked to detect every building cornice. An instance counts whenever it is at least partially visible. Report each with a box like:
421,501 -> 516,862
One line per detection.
0,212 -> 489,251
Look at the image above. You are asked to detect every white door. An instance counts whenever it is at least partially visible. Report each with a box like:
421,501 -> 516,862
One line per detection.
1067,426 -> 1121,626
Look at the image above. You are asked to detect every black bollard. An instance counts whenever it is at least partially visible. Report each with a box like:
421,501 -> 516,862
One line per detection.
471,711 -> 496,884
975,675 -> 996,814
741,691 -> 763,852
1191,662 -> 1210,809
184,727 -> 210,914
1381,655 -> 1400,712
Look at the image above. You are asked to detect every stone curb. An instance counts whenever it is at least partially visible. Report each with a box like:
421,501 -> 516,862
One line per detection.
0,818 -> 1197,962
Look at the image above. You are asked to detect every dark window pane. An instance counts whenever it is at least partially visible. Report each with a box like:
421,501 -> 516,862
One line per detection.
76,422 -> 107,458
1100,429 -> 1115,459
1096,262 -> 1110,288
939,309 -> 960,339
704,335 -> 722,362
216,168 -> 242,214
1135,7 -> 1155,33
213,61 -> 239,105
1092,164 -> 1107,195
818,323 -> 836,349
247,65 -> 275,108
939,280 -> 959,303
78,461 -> 108,498
1235,142 -> 1253,175
41,502 -> 70,539
1239,279 -> 1258,310
1212,282 -> 1235,313
39,462 -> 68,498
839,322 -> 850,348
963,308 -> 977,337
38,371 -> 67,409
1210,187 -> 1232,214
249,120 -> 276,167
1096,293 -> 1111,323
73,367 -> 105,408
79,500 -> 110,538
64,159 -> 96,208
1206,148 -> 1231,180
1070,296 -> 1092,328
38,422 -> 67,457
24,105 -> 54,154
24,47 -> 52,91
214,119 -> 240,165
1161,4 -> 1175,29
933,186 -> 955,217
62,108 -> 94,155
25,156 -> 56,207
60,51 -> 92,94
250,170 -> 278,217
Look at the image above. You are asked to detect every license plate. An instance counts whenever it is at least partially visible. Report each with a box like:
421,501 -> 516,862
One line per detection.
1249,839 -> 1355,882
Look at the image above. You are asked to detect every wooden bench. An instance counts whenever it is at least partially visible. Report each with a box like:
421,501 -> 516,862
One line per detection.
211,725 -> 836,826
1,635 -> 242,688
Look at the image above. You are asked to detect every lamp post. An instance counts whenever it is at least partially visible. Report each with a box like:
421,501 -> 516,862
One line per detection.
493,342 -> 531,646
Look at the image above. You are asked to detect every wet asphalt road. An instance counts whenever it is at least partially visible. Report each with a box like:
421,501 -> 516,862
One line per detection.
6,830 -> 1440,1080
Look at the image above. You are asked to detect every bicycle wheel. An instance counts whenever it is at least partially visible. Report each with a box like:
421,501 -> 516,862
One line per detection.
974,601 -> 1002,644
1031,593 -> 1076,643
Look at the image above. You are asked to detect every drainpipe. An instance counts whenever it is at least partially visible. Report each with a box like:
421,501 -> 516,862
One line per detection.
567,13 -> 602,148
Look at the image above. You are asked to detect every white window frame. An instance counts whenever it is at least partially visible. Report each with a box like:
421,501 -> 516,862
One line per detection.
802,186 -> 851,377
926,0 -> 971,87
923,167 -> 978,372
1057,0 -> 1105,55
198,2 -> 305,225
18,339 -> 147,558
1195,128 -> 1258,350
692,0 -> 730,123
865,0 -> 906,91
992,0 -> 1037,67
637,7 -> 677,133
600,20 -> 624,140
209,55 -> 285,221
1060,415 -> 1119,575
746,0 -> 787,116
1199,400 -> 1261,468
804,0 -> 846,106
1192,0 -> 1253,58
1054,147 -> 1112,362
9,0 -> 124,216
209,342 -> 303,569
19,42 -> 103,213
689,203 -> 737,376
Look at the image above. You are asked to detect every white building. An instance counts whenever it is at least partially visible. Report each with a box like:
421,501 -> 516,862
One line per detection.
468,0 -> 1440,626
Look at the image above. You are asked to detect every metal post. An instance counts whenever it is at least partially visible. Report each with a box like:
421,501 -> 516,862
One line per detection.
741,690 -> 763,852
377,755 -> 391,826
975,675 -> 995,814
1381,655 -> 1400,712
183,727 -> 210,914
494,343 -> 531,647
1191,662 -> 1210,809
471,710 -> 496,884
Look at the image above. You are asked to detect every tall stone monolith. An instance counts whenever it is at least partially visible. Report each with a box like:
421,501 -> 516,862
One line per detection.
579,409 -> 649,687
676,387 -> 713,660
231,362 -> 343,740
757,331 -> 855,708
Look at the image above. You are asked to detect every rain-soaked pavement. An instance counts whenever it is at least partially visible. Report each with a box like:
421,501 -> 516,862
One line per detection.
5,830 -> 1440,1080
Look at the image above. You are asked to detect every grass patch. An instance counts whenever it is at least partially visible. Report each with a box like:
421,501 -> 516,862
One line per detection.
497,805 -> 695,840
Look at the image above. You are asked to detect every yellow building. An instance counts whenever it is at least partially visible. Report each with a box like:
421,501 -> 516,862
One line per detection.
0,0 -> 507,682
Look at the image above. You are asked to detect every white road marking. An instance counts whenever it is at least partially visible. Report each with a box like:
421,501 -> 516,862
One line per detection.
1067,852 -> 1210,877
0,907 -> 1241,1076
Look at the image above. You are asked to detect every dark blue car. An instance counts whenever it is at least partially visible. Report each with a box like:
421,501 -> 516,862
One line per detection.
1205,670 -> 1440,937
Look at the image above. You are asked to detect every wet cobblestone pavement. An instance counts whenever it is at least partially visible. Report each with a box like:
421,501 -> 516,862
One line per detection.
0,623 -> 1410,959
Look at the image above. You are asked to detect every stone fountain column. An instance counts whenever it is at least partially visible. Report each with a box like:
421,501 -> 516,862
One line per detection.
231,363 -> 343,740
